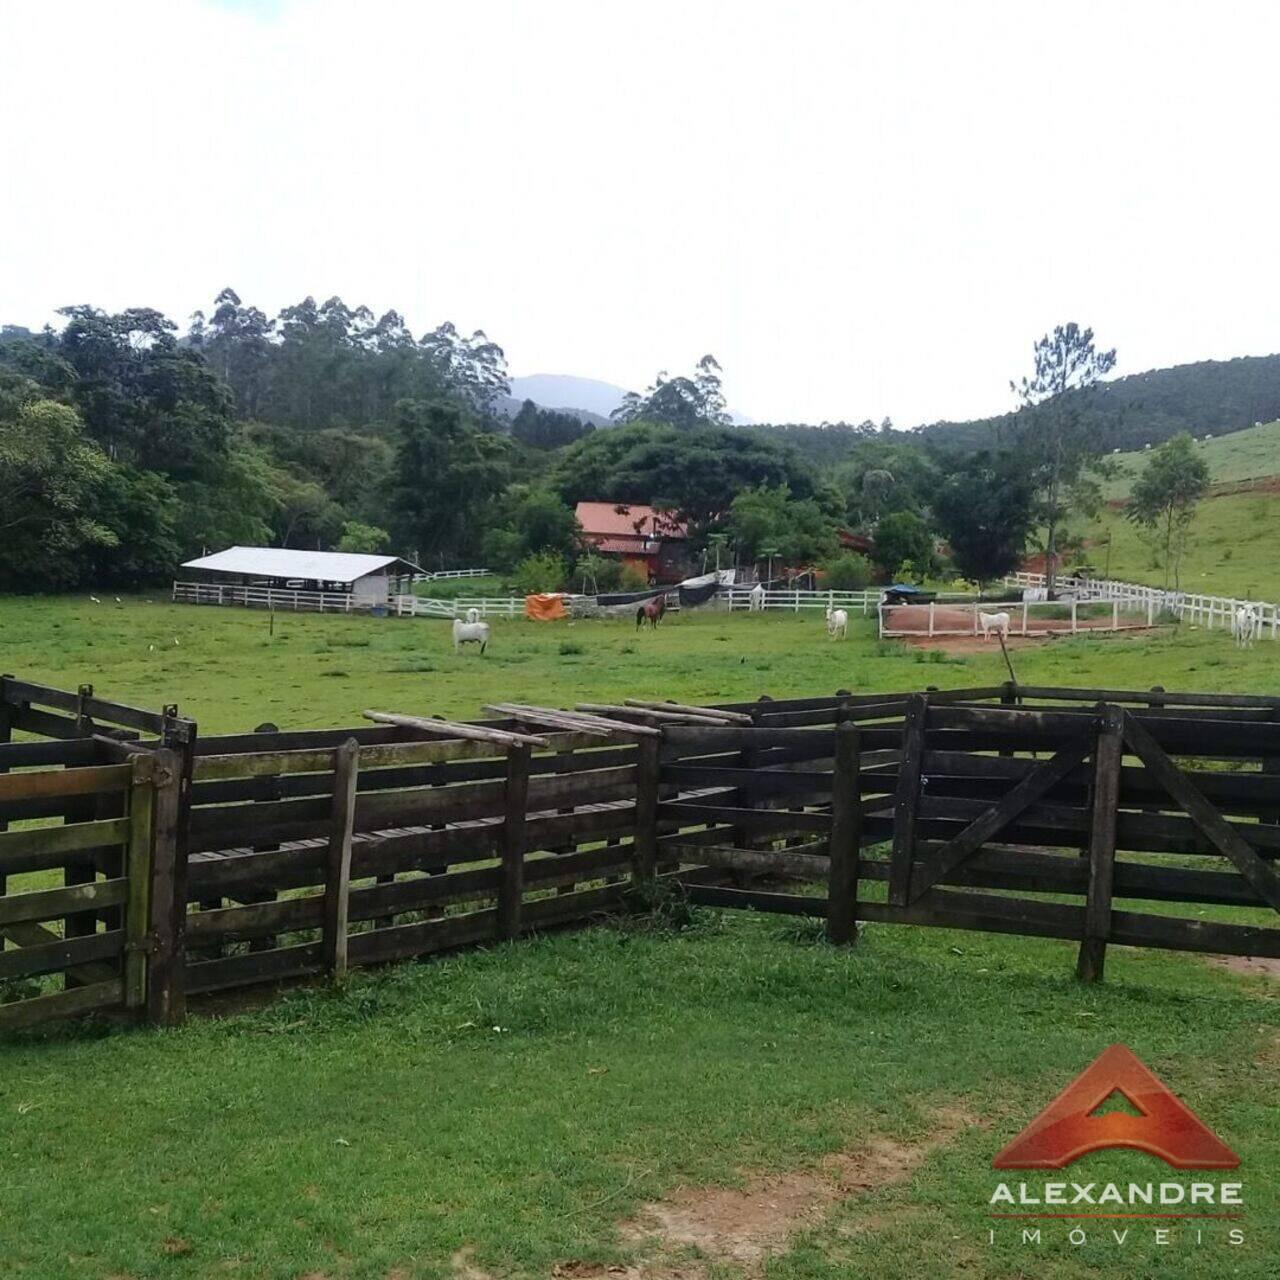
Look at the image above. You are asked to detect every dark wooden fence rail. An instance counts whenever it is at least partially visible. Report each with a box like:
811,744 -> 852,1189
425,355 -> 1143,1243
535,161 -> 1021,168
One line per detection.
3,677 -> 1280,1030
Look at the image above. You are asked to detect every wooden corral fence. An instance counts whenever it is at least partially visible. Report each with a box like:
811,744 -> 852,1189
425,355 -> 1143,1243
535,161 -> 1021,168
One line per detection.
4,675 -> 1280,1031
726,588 -> 879,614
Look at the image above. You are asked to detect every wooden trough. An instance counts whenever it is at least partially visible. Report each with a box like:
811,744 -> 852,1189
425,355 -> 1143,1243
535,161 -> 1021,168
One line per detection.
2,674 -> 1279,1030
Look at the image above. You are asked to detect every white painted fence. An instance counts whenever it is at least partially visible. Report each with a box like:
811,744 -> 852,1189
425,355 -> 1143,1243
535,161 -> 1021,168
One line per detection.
1004,572 -> 1280,639
410,568 -> 491,583
394,595 -> 525,619
172,581 -> 375,613
878,596 -> 1154,639
727,588 -> 879,614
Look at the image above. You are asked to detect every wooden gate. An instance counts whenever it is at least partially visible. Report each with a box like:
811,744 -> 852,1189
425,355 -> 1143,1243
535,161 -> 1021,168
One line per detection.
874,695 -> 1280,979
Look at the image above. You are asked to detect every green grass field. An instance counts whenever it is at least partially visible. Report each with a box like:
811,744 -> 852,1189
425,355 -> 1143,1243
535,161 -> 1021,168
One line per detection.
2,599 -> 1279,1279
1081,418 -> 1280,598
1101,419 -> 1280,500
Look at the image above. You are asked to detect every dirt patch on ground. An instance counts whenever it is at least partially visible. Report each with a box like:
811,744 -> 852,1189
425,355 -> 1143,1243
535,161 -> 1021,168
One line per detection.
1208,955 -> 1280,981
594,1104 -> 978,1276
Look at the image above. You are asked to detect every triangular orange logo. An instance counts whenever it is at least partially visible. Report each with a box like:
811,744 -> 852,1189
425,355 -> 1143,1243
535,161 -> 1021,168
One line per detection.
992,1044 -> 1239,1170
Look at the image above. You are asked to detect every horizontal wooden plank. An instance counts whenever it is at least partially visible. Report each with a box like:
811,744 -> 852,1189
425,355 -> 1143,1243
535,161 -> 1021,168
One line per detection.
859,887 -> 1085,942
1016,684 -> 1280,711
0,818 -> 130,873
0,928 -> 124,981
658,801 -> 831,834
185,942 -> 325,994
1108,908 -> 1280,958
347,909 -> 498,966
667,843 -> 830,881
0,739 -> 100,769
191,745 -> 638,806
0,979 -> 124,1031
0,764 -> 131,803
661,766 -> 831,797
0,877 -> 130,928
2,679 -> 172,733
685,884 -> 824,916
186,893 -> 326,941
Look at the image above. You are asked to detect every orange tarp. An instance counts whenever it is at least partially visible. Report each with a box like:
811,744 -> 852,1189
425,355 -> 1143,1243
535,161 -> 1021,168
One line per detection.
524,593 -> 568,621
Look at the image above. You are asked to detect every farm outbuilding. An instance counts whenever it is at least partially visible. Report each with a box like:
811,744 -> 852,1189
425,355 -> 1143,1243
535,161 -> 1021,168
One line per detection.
174,547 -> 423,612
574,502 -> 690,581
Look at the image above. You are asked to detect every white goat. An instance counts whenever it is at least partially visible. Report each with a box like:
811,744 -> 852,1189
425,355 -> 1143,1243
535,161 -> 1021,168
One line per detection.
979,610 -> 1010,641
749,583 -> 766,612
452,616 -> 490,654
826,606 -> 848,639
1233,605 -> 1261,649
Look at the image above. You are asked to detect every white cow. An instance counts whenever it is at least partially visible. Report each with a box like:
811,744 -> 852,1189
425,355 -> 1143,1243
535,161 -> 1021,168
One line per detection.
1233,605 -> 1261,649
452,616 -> 491,654
826,606 -> 848,639
979,610 -> 1010,641
748,583 -> 766,612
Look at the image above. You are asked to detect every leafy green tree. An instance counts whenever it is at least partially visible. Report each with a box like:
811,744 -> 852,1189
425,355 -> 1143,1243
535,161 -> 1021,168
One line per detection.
1008,323 -> 1117,593
612,355 -> 729,428
821,552 -> 872,590
553,422 -> 821,531
511,399 -> 593,449
337,521 -> 391,554
871,510 -> 935,581
725,484 -> 836,564
1125,433 -> 1210,591
0,399 -> 117,589
932,451 -> 1036,588
512,550 -> 567,595
390,398 -> 512,562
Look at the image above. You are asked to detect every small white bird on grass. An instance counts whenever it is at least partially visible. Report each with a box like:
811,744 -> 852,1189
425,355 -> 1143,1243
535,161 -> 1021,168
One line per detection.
89,595 -> 101,604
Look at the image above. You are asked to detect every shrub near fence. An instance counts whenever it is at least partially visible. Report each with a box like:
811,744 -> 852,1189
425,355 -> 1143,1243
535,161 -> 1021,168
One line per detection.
3,676 -> 1280,1031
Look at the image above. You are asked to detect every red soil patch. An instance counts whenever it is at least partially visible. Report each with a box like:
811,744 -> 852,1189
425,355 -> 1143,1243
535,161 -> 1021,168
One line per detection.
592,1105 -> 978,1276
1208,955 -> 1280,981
883,604 -> 1152,637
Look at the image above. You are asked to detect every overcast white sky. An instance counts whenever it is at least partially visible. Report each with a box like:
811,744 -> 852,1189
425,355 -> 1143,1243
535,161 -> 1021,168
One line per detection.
2,0 -> 1277,426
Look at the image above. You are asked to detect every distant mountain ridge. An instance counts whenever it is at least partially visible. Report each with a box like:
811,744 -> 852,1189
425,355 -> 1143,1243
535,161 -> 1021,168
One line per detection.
509,373 -> 629,420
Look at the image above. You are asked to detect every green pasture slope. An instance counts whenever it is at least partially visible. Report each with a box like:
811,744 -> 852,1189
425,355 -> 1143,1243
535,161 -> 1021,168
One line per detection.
1,599 -> 1279,1279
1082,418 -> 1280,598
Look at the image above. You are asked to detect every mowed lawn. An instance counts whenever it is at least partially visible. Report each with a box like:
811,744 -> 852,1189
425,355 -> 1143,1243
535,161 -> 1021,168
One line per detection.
1,598 -> 1279,1279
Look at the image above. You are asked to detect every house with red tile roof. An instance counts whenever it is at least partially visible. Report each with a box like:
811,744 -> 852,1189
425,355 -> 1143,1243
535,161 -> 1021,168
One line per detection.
574,501 -> 690,581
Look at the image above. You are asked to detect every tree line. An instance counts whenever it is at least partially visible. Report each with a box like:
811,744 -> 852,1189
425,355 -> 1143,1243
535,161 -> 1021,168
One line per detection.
0,298 -> 1212,595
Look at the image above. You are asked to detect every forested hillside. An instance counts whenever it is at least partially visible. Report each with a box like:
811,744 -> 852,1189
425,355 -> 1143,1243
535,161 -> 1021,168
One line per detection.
912,352 -> 1280,454
3,297 -> 1276,598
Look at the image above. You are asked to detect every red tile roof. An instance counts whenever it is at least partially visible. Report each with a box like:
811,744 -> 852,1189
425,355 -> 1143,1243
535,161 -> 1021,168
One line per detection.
575,502 -> 688,541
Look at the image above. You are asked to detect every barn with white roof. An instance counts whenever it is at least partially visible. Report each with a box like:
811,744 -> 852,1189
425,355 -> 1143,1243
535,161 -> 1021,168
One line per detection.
174,547 -> 424,611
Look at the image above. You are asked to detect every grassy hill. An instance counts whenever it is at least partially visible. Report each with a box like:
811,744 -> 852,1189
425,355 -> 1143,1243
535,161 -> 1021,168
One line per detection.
1075,418 -> 1280,598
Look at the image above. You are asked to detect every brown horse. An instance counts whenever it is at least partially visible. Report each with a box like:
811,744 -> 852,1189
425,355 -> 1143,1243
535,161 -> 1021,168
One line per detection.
636,595 -> 667,630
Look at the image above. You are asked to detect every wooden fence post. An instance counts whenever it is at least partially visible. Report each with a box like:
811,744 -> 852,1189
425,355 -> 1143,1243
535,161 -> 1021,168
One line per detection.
124,752 -> 156,1011
498,744 -> 531,940
323,739 -> 359,980
826,723 -> 862,944
146,746 -> 185,1026
888,694 -> 928,906
632,733 -> 661,886
1077,705 -> 1123,983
